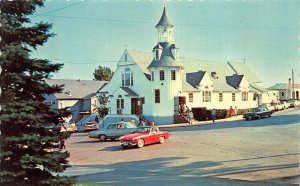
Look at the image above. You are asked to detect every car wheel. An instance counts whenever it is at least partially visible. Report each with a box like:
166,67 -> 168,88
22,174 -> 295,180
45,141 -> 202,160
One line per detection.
137,139 -> 144,148
159,136 -> 165,144
99,134 -> 107,142
121,145 -> 128,149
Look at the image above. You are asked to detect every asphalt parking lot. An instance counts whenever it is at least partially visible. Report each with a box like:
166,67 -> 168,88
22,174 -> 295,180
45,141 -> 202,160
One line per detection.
64,107 -> 300,186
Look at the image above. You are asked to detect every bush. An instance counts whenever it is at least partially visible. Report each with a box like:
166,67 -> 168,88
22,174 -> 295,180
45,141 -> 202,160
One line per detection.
191,107 -> 207,121
191,108 -> 228,121
237,109 -> 250,115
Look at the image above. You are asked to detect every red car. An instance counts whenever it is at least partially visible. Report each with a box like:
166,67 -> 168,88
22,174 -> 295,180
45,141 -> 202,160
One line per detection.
120,126 -> 169,148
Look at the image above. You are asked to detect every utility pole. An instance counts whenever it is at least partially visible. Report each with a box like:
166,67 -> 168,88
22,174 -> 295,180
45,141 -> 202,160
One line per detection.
292,69 -> 294,99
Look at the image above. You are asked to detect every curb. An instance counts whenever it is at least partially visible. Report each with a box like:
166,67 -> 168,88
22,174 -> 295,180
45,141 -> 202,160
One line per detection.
159,115 -> 244,128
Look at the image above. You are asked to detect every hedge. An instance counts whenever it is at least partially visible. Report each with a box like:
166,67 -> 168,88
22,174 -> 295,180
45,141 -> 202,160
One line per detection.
191,107 -> 228,121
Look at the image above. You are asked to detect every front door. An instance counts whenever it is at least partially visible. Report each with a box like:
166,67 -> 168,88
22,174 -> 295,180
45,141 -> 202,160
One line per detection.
131,98 -> 142,115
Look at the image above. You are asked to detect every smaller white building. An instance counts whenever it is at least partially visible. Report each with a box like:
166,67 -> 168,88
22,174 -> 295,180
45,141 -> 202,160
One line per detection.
268,83 -> 300,101
44,79 -> 107,122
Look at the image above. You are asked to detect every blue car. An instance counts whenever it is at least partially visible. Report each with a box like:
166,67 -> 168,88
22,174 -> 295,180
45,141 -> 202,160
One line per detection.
88,122 -> 137,142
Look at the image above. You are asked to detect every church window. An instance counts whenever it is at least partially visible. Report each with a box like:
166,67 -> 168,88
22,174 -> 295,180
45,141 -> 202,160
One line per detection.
125,54 -> 127,62
189,93 -> 193,103
219,93 -> 223,102
242,92 -> 248,101
281,92 -> 284,96
160,70 -> 165,80
203,91 -> 211,102
232,93 -> 236,101
122,71 -> 133,86
117,99 -> 124,114
155,89 -> 160,103
171,70 -> 176,80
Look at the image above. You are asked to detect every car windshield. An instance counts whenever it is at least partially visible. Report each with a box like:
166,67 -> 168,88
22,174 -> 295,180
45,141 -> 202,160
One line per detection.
250,108 -> 258,112
124,122 -> 137,128
136,127 -> 151,133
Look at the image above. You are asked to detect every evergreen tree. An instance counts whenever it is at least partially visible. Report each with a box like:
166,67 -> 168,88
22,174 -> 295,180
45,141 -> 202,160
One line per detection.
0,1 -> 76,185
93,65 -> 114,81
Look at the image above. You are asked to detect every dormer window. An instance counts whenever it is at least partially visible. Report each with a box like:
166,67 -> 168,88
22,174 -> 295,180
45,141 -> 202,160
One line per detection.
155,50 -> 159,60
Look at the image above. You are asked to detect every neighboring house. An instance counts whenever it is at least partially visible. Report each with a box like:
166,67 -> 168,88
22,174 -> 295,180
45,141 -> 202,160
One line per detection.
97,7 -> 270,125
268,83 -> 300,100
44,79 -> 107,122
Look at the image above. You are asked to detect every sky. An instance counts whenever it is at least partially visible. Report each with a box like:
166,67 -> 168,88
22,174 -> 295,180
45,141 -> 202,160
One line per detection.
31,0 -> 300,87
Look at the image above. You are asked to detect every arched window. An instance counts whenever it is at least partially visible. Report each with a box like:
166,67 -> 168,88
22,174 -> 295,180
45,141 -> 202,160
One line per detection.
122,68 -> 133,86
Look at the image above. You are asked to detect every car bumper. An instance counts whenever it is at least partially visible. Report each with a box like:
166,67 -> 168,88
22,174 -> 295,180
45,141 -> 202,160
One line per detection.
120,141 -> 136,147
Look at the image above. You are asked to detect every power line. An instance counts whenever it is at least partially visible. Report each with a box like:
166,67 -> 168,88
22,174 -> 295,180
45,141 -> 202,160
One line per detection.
53,59 -> 119,64
30,0 -> 87,18
31,13 -> 298,30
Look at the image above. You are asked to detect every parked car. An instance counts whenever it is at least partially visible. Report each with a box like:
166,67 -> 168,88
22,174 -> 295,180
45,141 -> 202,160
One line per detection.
288,100 -> 300,108
63,122 -> 77,132
83,122 -> 99,132
44,124 -> 61,133
259,103 -> 275,113
280,101 -> 290,109
88,122 -> 137,141
120,126 -> 169,148
273,103 -> 284,111
243,107 -> 272,120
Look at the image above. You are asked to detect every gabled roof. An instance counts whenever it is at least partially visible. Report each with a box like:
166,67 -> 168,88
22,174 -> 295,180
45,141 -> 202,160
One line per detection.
186,71 -> 206,88
226,74 -> 244,88
227,61 -> 261,83
211,76 -> 239,92
45,79 -> 107,99
125,50 -> 263,92
148,42 -> 182,68
155,7 -> 174,28
153,44 -> 163,50
127,50 -> 153,74
267,83 -> 288,90
120,87 -> 139,97
268,83 -> 300,90
250,83 -> 268,93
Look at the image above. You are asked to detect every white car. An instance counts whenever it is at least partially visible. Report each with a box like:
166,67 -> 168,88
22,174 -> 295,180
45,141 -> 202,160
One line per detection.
273,103 -> 284,111
259,103 -> 275,113
279,101 -> 290,109
289,100 -> 300,107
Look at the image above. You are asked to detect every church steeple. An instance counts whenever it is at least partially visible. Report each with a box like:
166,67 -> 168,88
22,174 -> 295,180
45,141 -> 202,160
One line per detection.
156,6 -> 174,44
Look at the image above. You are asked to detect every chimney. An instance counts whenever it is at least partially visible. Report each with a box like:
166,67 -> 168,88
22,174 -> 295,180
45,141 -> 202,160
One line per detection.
211,72 -> 219,79
68,90 -> 72,96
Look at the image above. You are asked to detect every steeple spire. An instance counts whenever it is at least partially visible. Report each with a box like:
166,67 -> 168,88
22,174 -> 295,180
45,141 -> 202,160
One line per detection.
156,6 -> 174,43
156,6 -> 174,28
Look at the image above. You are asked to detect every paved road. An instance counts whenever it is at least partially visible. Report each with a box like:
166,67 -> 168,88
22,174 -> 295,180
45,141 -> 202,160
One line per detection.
64,108 -> 300,186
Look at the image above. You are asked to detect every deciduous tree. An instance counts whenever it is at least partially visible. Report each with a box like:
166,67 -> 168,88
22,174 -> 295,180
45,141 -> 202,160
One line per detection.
93,65 -> 114,81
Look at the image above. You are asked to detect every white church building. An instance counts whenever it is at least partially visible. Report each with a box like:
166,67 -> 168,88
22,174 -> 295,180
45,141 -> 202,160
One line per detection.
97,7 -> 270,125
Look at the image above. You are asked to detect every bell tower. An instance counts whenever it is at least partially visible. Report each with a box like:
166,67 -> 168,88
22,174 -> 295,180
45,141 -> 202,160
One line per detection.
155,6 -> 174,44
